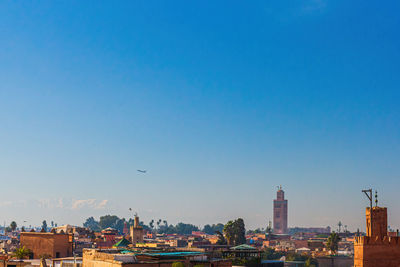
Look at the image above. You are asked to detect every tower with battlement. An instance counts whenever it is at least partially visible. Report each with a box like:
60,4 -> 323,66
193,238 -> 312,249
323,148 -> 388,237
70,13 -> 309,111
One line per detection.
354,194 -> 400,267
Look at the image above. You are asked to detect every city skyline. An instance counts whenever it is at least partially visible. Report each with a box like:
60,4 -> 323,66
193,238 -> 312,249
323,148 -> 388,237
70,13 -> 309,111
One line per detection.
1,0 -> 400,231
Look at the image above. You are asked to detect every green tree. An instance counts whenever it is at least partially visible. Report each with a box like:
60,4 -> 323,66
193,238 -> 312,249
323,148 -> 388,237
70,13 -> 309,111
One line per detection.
203,224 -> 213,234
42,220 -> 48,231
138,221 -> 151,232
216,231 -> 227,245
156,220 -> 171,234
223,221 -> 235,245
235,218 -> 246,244
203,223 -> 224,235
326,231 -> 341,254
83,217 -> 100,231
262,248 -> 284,260
156,219 -> 162,231
13,246 -> 31,260
10,221 -> 17,231
174,222 -> 199,234
113,218 -> 125,233
99,215 -> 120,230
149,219 -> 155,231
223,218 -> 246,245
337,221 -> 342,233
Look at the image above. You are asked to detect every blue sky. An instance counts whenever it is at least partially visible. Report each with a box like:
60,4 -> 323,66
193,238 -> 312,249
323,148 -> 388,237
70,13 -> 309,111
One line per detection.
0,0 -> 399,231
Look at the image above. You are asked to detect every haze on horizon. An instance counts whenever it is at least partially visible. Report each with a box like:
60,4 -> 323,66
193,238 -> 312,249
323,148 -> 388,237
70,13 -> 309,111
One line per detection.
1,0 -> 399,232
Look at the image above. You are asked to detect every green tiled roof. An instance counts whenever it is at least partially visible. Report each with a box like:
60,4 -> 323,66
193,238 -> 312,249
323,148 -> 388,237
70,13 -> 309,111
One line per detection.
113,238 -> 131,247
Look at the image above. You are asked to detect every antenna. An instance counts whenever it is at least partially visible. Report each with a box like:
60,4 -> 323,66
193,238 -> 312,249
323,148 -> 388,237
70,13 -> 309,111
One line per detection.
362,189 -> 373,209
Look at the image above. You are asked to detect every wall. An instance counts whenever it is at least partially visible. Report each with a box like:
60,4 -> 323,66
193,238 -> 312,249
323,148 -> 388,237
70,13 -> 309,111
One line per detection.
354,236 -> 400,267
20,232 -> 72,258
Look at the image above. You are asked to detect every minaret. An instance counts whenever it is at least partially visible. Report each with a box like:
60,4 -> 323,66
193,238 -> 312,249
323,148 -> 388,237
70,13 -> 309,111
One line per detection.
130,214 -> 144,245
273,186 -> 288,234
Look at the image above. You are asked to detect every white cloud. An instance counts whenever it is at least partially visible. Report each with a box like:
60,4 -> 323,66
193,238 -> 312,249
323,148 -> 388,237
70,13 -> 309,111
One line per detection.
37,198 -> 64,209
71,199 -> 96,210
71,199 -> 108,210
0,200 -> 27,208
96,199 -> 108,209
36,198 -> 108,210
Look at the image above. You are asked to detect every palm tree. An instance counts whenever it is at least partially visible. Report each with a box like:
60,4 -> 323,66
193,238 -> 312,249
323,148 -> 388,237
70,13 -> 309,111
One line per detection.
326,232 -> 341,254
337,221 -> 342,233
149,219 -> 154,231
10,221 -> 17,232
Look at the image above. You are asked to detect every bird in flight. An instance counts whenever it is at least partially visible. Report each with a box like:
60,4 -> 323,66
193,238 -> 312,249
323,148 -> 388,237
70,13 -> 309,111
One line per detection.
137,170 -> 147,173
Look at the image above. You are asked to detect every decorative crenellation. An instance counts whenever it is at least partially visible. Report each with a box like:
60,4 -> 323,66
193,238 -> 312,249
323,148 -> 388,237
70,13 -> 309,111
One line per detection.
355,235 -> 400,246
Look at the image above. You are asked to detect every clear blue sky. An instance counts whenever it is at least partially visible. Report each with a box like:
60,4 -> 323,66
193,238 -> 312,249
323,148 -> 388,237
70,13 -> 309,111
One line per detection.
1,0 -> 399,231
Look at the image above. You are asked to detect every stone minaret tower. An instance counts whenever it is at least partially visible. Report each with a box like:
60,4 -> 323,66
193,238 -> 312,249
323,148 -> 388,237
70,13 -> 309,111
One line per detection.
273,186 -> 288,234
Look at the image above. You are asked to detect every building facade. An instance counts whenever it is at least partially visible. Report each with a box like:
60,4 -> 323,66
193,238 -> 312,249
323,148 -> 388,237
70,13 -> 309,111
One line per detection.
273,186 -> 288,234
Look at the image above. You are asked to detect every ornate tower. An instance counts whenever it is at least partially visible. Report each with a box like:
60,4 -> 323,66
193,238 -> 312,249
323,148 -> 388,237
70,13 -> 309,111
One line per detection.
273,186 -> 288,234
